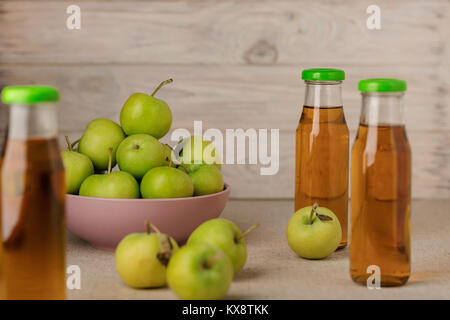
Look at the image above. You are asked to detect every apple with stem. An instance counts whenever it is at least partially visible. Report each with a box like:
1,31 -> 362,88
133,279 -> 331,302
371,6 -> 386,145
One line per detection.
116,134 -> 166,180
79,148 -> 140,199
61,136 -> 94,194
167,243 -> 233,300
120,79 -> 173,139
286,203 -> 342,259
78,118 -> 125,171
115,220 -> 178,288
187,218 -> 259,274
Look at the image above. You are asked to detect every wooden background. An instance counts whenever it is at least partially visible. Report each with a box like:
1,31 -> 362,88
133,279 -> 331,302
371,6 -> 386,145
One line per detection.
0,0 -> 448,199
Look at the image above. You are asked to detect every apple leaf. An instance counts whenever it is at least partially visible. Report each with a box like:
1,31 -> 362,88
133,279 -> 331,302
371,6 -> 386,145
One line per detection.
157,252 -> 171,267
157,235 -> 174,266
316,213 -> 333,221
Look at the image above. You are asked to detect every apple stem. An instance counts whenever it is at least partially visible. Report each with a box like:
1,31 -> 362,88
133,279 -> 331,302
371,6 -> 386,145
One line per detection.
65,136 -> 73,151
150,223 -> 162,234
168,157 -> 173,168
237,223 -> 260,240
71,138 -> 80,149
107,147 -> 113,174
146,221 -> 173,267
157,235 -> 173,267
204,251 -> 225,269
145,220 -> 164,235
178,162 -> 191,174
151,78 -> 173,97
309,203 -> 319,224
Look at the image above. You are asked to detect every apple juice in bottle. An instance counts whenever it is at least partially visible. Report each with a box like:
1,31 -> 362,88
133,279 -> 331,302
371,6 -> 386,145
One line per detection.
350,79 -> 411,286
295,68 -> 349,248
0,86 -> 66,299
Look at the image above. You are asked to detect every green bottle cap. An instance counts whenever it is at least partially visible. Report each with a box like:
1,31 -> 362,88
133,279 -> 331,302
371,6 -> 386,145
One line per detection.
358,78 -> 407,92
302,68 -> 345,81
1,85 -> 59,104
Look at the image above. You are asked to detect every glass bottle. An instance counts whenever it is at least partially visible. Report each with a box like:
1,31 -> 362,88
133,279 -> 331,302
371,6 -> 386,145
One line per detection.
0,86 -> 66,299
295,68 -> 349,248
350,79 -> 411,286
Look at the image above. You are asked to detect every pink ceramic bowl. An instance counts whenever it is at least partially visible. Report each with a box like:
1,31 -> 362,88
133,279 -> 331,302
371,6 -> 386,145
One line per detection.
66,184 -> 230,251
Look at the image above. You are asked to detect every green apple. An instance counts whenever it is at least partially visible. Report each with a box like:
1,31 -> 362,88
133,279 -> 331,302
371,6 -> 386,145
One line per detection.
167,243 -> 233,300
78,118 -> 125,171
140,166 -> 193,199
61,136 -> 94,194
79,148 -> 140,198
188,164 -> 224,196
286,203 -> 342,259
79,171 -> 139,199
116,134 -> 166,180
176,165 -> 188,174
188,219 -> 258,274
177,136 -> 221,169
115,221 -> 178,288
120,79 -> 173,139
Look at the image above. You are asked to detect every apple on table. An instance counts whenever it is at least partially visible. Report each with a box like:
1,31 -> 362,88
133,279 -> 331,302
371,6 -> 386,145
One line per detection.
286,203 -> 342,259
167,242 -> 233,300
188,218 -> 259,274
115,221 -> 179,288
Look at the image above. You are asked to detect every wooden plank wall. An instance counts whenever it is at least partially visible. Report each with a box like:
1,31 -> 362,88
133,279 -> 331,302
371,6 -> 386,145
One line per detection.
0,0 -> 448,199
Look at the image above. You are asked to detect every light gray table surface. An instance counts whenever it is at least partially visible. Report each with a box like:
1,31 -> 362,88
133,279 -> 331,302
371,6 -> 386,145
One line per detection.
67,199 -> 450,300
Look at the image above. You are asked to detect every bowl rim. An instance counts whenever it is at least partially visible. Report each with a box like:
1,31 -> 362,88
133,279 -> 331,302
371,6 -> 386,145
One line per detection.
66,183 -> 230,202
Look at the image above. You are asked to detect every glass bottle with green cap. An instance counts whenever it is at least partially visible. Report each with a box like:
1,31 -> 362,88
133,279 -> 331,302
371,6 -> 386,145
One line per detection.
0,85 -> 66,299
295,68 -> 349,249
350,78 -> 411,287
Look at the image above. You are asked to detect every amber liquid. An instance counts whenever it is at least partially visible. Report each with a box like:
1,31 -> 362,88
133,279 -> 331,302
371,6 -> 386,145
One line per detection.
295,106 -> 349,248
0,137 -> 66,299
350,124 -> 411,286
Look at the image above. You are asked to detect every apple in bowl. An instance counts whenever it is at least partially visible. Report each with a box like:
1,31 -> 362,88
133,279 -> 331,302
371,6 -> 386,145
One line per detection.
63,78 -> 231,250
65,148 -> 229,251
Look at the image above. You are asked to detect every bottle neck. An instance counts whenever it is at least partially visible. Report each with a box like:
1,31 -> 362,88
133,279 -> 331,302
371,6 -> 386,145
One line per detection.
7,103 -> 58,139
360,92 -> 405,126
304,80 -> 343,108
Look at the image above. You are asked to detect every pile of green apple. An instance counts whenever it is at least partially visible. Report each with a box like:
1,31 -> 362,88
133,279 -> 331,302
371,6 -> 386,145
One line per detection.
61,79 -> 224,199
115,218 -> 259,300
